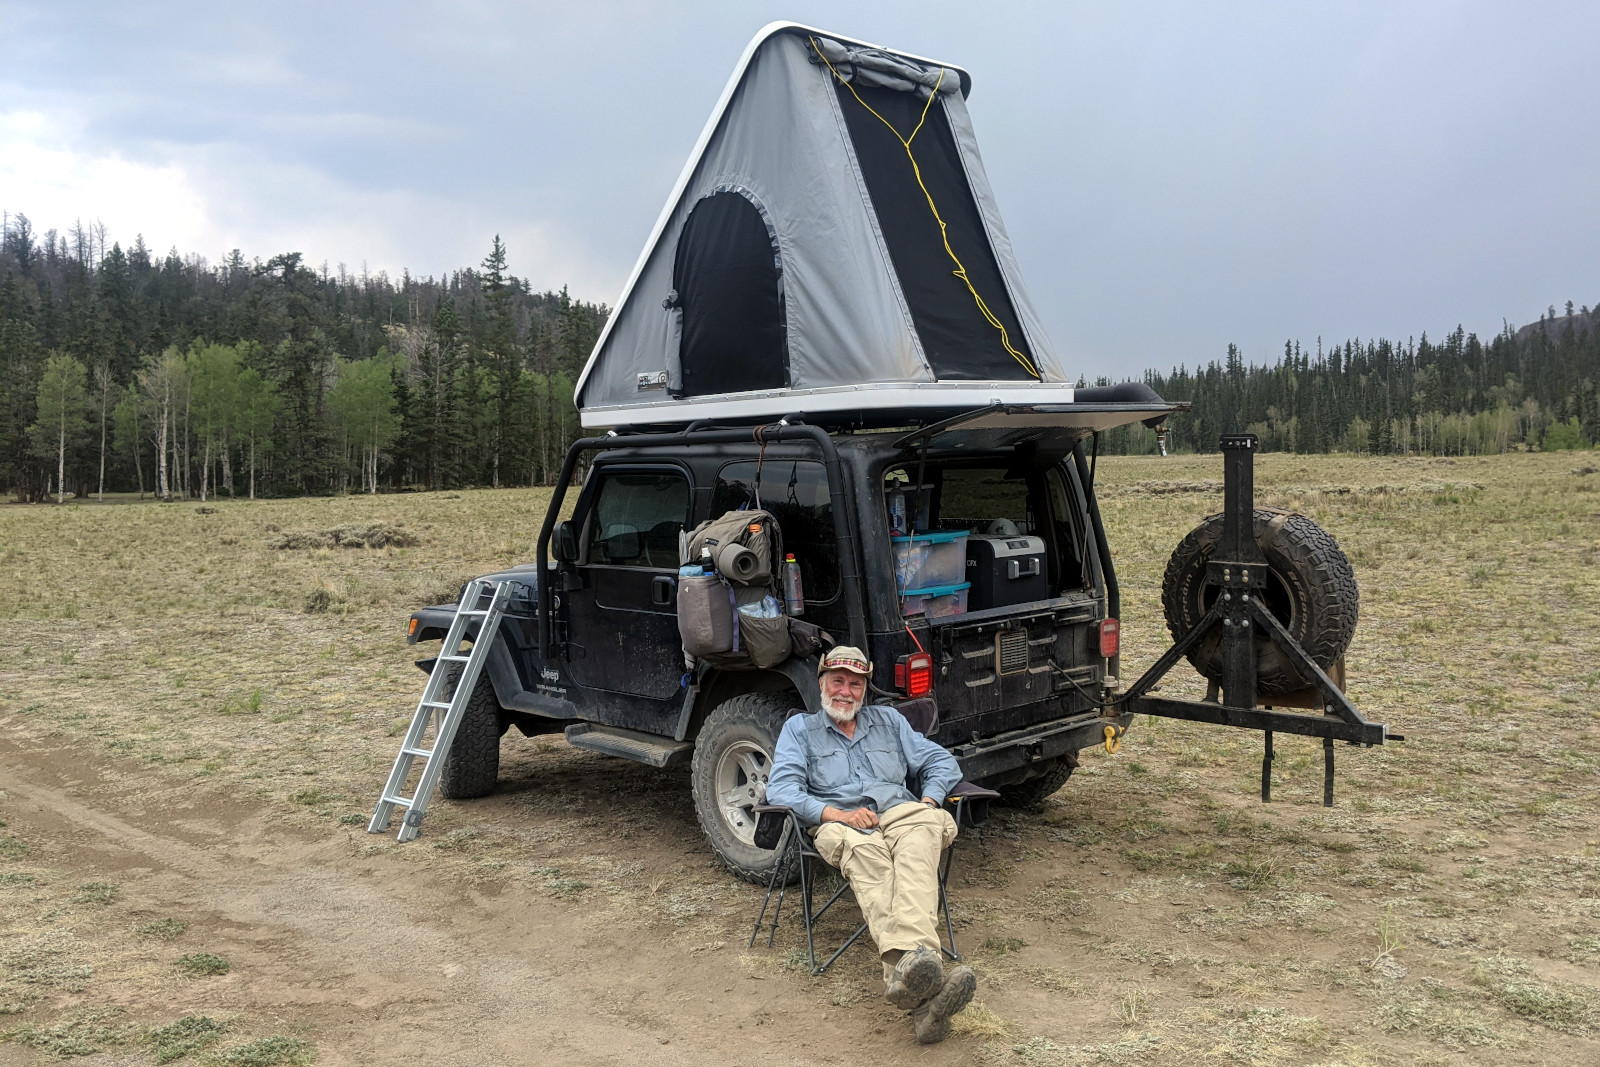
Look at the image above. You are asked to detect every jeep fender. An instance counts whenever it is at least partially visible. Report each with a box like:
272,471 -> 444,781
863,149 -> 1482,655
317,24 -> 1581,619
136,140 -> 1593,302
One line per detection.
673,656 -> 821,742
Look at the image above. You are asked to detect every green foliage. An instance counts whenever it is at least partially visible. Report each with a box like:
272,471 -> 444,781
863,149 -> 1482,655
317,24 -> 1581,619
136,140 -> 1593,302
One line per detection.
175,953 -> 230,977
135,918 -> 187,940
146,1015 -> 228,1063
1543,416 -> 1589,451
0,218 -> 607,498
70,881 -> 119,905
219,1035 -> 315,1066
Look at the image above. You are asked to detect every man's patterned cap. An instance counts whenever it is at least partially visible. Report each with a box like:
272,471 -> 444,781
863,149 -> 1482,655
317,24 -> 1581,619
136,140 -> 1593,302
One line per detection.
817,646 -> 872,677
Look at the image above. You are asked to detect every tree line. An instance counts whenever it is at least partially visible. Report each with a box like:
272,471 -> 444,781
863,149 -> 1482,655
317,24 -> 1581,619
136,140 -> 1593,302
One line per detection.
1,213 -> 607,502
5,209 -> 1596,502
1098,305 -> 1600,456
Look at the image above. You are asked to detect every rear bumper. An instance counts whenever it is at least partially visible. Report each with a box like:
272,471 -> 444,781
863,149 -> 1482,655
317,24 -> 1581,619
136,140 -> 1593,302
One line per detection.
951,711 -> 1131,782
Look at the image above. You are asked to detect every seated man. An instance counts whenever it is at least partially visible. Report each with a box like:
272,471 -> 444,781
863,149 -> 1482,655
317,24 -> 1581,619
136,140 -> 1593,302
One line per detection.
766,646 -> 977,1044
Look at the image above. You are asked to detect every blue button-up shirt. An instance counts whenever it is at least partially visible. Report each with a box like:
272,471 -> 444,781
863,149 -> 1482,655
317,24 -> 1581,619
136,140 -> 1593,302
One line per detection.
766,705 -> 963,827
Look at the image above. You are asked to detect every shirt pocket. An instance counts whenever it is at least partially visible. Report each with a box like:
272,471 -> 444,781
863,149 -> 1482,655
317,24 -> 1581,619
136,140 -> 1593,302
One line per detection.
863,736 -> 907,784
813,749 -> 851,790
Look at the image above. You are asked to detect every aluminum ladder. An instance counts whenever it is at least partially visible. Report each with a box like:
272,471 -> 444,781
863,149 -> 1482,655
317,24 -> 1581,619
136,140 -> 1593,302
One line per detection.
368,578 -> 512,842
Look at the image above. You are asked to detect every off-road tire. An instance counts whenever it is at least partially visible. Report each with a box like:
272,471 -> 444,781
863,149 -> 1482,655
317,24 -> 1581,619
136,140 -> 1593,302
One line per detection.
1161,509 -> 1358,694
995,754 -> 1077,809
437,671 -> 506,800
691,691 -> 800,885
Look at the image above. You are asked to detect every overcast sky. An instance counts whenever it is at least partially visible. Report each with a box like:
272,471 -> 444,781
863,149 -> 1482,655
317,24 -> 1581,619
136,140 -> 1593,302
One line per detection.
3,1 -> 1596,380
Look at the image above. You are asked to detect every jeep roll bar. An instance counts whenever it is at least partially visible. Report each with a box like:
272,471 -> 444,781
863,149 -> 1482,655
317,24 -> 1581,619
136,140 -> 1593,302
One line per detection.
534,420 -> 869,657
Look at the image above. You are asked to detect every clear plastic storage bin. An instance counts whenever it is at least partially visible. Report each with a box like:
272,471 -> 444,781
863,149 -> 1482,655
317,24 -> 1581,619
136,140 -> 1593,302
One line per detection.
890,530 -> 970,591
899,581 -> 971,619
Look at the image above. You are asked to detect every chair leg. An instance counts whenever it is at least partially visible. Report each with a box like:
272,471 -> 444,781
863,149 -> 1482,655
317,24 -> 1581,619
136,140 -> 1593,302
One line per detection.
752,827 -> 794,948
938,845 -> 960,962
799,843 -> 818,972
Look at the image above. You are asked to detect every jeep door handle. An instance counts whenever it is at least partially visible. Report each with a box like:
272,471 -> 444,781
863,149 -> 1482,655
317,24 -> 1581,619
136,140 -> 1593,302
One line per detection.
651,575 -> 677,607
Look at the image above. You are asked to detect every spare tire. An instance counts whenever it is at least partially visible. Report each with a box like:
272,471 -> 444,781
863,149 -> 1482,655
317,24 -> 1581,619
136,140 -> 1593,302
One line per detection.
1161,509 -> 1358,694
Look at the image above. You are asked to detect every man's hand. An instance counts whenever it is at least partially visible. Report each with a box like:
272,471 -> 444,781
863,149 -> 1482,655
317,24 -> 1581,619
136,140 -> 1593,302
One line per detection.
821,805 -> 879,829
921,796 -> 940,808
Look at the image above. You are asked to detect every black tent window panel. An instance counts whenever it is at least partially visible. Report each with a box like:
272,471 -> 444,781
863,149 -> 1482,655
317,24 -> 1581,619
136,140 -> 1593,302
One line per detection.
671,190 -> 788,397
834,81 -> 1035,381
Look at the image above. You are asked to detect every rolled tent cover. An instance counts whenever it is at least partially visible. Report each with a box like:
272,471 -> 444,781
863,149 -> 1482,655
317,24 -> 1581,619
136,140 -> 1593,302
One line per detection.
574,24 -> 1071,428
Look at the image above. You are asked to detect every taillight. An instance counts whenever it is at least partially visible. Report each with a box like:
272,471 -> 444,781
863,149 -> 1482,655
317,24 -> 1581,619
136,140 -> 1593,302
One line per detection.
894,653 -> 934,697
1098,618 -> 1120,659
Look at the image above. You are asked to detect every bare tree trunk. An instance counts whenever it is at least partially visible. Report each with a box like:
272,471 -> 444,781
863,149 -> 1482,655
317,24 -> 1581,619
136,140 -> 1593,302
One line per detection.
249,435 -> 256,500
132,404 -> 145,499
222,436 -> 233,498
181,388 -> 191,500
200,437 -> 211,501
57,417 -> 66,505
156,379 -> 171,502
94,365 -> 111,502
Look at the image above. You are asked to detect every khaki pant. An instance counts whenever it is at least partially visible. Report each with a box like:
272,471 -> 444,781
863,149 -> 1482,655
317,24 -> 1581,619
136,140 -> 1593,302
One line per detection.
813,802 -> 958,984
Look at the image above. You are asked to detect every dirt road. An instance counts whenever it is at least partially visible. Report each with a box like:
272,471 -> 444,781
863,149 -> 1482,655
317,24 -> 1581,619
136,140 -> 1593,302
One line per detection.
0,718 -> 960,1066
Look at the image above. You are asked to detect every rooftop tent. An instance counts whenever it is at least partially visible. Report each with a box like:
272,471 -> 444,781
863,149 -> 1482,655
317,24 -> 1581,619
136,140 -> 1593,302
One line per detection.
575,24 -> 1159,430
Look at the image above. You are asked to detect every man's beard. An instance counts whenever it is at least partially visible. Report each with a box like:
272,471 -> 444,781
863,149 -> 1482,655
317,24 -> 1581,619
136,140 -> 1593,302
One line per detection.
823,689 -> 863,725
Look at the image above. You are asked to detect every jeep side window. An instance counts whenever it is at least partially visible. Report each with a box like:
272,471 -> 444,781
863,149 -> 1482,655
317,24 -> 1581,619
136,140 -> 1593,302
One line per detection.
583,471 -> 690,568
711,460 -> 839,603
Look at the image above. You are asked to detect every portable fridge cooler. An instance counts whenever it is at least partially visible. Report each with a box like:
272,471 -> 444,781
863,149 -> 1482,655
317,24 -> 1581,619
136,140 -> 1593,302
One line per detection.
965,534 -> 1048,610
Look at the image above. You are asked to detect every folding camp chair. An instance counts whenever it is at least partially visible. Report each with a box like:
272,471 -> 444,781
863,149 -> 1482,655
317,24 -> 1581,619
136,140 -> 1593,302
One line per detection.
746,698 -> 1001,975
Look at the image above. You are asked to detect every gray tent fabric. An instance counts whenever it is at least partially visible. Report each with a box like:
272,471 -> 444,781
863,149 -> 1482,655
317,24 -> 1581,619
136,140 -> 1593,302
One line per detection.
575,24 -> 1071,429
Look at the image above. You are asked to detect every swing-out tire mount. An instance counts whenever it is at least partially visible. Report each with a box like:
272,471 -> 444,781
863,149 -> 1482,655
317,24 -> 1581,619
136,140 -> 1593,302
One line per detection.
1121,434 -> 1401,807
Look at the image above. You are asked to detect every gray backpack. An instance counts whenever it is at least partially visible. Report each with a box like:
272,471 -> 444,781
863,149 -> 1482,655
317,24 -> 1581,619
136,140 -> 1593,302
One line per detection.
678,509 -> 791,668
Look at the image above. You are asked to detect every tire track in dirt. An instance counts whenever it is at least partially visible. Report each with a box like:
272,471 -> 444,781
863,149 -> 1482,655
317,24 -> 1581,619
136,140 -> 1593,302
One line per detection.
0,718 -> 948,1066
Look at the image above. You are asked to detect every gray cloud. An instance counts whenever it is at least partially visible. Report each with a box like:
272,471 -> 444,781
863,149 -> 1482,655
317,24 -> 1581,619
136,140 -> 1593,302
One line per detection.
4,0 -> 1596,379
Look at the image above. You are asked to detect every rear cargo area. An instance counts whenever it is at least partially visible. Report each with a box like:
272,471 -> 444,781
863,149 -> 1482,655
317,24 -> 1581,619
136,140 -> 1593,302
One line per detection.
880,457 -> 1106,732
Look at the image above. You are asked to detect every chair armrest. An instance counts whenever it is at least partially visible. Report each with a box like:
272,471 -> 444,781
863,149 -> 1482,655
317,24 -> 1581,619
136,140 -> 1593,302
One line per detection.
942,780 -> 1000,829
753,805 -> 797,850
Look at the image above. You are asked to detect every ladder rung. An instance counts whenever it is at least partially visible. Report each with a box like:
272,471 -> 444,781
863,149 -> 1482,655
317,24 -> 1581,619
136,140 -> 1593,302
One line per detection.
457,609 -> 490,616
380,794 -> 414,808
421,701 -> 451,710
438,654 -> 470,663
401,746 -> 432,758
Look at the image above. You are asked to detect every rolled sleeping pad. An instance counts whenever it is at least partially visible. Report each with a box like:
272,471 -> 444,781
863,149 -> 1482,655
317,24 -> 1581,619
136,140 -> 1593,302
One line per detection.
716,542 -> 766,584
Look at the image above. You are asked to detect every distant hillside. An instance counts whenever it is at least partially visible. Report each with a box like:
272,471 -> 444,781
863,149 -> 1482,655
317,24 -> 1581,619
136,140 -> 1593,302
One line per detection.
1101,302 -> 1599,456
1513,302 -> 1597,345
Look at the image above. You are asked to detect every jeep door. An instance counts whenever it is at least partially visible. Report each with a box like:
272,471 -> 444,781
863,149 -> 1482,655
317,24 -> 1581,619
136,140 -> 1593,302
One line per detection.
562,464 -> 691,726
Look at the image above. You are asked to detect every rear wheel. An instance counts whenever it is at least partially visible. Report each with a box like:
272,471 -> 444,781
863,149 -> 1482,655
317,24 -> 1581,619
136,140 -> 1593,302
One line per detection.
438,671 -> 506,800
691,692 -> 799,884
994,754 -> 1077,809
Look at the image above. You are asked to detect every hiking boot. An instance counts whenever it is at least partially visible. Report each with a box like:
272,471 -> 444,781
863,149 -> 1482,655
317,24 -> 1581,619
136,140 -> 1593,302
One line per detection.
912,965 -> 976,1044
884,945 -> 944,1009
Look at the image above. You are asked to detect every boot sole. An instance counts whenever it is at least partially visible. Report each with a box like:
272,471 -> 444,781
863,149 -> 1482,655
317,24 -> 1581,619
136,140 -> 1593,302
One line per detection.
915,966 -> 977,1044
885,947 -> 944,1010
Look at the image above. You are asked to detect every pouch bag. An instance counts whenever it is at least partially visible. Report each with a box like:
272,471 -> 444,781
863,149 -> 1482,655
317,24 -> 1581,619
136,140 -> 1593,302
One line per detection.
733,585 -> 791,668
677,574 -> 735,656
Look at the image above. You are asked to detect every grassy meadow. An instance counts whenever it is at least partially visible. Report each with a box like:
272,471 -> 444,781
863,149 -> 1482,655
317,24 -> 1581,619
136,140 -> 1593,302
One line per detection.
2,449 -> 1599,1064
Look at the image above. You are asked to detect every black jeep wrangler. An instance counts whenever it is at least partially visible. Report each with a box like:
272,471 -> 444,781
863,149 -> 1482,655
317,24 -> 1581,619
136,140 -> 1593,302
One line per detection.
405,398 -> 1171,882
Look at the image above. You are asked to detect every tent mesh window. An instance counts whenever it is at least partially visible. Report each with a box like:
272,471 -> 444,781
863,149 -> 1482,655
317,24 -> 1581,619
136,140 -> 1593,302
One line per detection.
672,190 -> 788,397
833,80 -> 1035,381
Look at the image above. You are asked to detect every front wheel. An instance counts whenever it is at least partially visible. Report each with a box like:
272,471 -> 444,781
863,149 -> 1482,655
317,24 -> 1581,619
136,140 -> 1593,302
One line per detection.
438,672 -> 506,800
690,692 -> 798,884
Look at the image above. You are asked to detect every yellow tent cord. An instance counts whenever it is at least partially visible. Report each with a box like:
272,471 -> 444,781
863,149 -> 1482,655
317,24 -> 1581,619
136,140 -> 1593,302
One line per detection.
812,38 -> 1039,380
